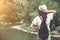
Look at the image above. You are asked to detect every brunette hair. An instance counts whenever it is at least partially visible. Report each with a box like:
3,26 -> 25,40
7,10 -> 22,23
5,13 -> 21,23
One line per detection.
38,10 -> 49,40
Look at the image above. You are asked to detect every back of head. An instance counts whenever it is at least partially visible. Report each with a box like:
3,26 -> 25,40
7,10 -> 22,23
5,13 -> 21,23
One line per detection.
38,4 -> 47,19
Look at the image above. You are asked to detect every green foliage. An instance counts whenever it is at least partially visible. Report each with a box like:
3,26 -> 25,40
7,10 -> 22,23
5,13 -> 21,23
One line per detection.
14,0 -> 60,27
55,26 -> 60,33
1,0 -> 59,28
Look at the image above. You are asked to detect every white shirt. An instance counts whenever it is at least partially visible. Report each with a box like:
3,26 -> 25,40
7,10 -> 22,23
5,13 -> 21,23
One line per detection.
32,13 -> 54,31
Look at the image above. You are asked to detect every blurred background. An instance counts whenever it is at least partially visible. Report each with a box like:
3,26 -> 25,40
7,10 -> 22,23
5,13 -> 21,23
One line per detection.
0,0 -> 60,40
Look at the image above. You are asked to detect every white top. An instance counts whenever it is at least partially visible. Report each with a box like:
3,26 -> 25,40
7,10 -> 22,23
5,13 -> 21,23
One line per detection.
32,13 -> 54,31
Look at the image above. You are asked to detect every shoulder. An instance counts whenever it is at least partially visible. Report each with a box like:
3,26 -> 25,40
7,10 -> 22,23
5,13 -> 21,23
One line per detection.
35,16 -> 40,19
33,16 -> 41,21
47,13 -> 54,15
32,16 -> 40,21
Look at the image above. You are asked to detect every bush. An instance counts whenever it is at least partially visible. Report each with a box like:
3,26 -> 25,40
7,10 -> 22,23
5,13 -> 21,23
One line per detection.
55,26 -> 60,33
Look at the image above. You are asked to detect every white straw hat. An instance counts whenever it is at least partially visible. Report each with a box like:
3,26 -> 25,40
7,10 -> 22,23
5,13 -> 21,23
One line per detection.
38,4 -> 47,11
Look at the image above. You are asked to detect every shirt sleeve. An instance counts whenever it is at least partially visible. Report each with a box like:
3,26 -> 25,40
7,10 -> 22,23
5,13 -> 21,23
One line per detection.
47,13 -> 54,20
32,17 -> 37,25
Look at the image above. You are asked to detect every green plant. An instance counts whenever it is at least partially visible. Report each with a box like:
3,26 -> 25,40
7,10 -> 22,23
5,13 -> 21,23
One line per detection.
55,26 -> 60,33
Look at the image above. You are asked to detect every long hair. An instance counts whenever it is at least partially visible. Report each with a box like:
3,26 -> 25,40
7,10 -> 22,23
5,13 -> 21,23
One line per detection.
38,10 -> 49,40
38,10 -> 47,20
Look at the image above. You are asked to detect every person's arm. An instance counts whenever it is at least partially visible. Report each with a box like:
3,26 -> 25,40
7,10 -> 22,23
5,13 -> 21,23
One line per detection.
29,16 -> 38,30
45,10 -> 56,14
30,24 -> 37,30
42,9 -> 56,14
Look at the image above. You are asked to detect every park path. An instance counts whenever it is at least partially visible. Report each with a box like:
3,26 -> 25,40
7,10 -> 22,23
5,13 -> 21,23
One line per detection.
0,25 -> 60,37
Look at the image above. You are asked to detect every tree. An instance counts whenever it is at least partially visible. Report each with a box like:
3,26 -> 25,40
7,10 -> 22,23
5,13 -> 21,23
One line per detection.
0,0 -> 19,23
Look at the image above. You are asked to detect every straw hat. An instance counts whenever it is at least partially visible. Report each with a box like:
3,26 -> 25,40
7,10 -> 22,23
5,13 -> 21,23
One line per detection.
38,4 -> 47,12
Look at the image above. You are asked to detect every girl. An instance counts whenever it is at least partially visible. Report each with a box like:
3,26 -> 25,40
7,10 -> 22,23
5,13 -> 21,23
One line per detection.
30,4 -> 56,40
